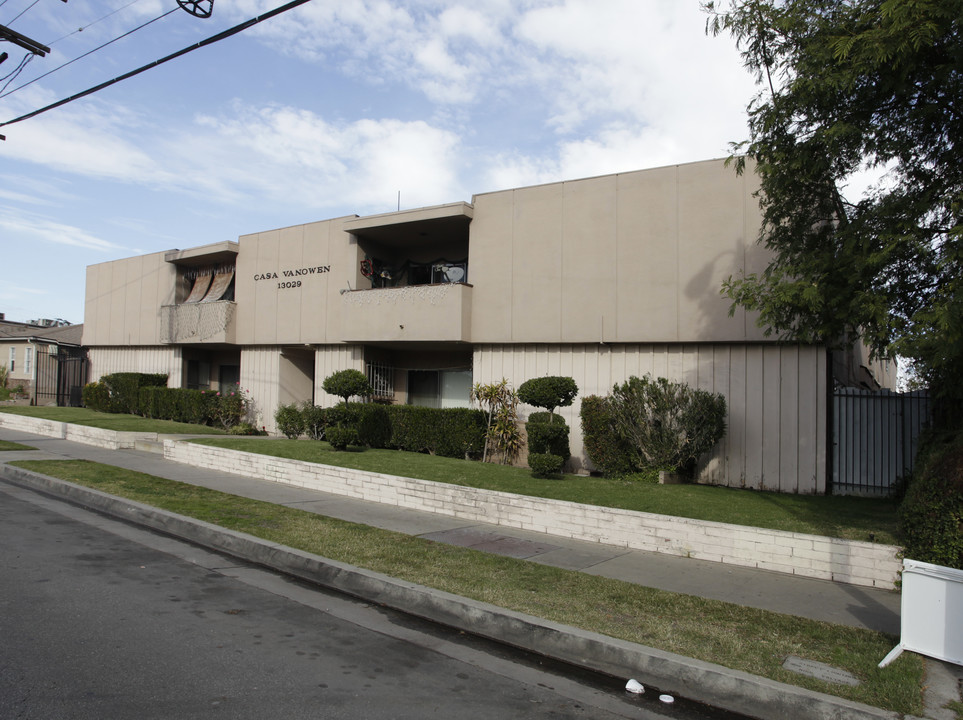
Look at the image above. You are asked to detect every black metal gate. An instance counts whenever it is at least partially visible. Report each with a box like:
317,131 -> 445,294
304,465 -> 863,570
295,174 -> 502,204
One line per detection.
34,346 -> 89,407
831,388 -> 930,496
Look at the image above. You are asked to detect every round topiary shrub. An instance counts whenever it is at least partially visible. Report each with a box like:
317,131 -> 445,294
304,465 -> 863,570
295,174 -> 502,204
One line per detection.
322,369 -> 373,405
518,376 -> 578,418
528,453 -> 565,478
326,426 -> 359,451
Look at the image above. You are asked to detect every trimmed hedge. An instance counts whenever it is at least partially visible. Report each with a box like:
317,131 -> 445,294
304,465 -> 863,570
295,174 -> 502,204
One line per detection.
103,373 -> 168,414
579,395 -> 634,476
290,402 -> 486,459
529,452 -> 565,478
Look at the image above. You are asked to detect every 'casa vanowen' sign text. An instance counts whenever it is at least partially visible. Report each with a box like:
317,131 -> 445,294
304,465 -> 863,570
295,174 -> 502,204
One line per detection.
254,265 -> 331,289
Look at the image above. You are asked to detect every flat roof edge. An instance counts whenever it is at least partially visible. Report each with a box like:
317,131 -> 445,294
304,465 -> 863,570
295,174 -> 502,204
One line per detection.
165,241 -> 239,265
343,202 -> 473,233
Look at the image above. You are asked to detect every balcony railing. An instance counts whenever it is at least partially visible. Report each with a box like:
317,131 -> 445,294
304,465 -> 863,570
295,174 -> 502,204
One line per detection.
161,300 -> 236,344
340,283 -> 471,343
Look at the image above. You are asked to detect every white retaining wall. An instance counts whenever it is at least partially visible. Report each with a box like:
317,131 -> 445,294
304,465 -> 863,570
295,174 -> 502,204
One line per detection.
165,440 -> 902,590
0,413 -> 156,450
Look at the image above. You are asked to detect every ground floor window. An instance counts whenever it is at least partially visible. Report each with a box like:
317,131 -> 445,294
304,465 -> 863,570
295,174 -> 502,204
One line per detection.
407,368 -> 471,409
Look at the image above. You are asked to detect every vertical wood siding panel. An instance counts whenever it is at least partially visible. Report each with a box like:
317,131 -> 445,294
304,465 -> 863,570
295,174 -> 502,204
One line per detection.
727,345 -> 747,487
762,346 -> 782,491
797,347 -> 820,494
814,348 -> 828,494
779,347 -> 800,493
744,346 -> 764,488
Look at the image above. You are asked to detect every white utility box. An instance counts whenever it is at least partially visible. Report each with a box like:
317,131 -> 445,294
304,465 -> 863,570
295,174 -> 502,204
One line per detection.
879,559 -> 963,667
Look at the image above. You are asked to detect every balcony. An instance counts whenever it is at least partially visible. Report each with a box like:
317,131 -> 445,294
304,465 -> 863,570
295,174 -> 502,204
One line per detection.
161,300 -> 237,344
340,283 -> 472,343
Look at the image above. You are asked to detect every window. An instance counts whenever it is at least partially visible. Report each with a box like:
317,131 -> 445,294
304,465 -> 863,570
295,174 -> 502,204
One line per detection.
407,369 -> 471,409
24,347 -> 32,375
8,347 -> 14,372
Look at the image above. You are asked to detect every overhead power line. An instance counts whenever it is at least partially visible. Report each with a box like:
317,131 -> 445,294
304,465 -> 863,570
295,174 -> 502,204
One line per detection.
0,6 -> 179,100
0,0 -> 315,140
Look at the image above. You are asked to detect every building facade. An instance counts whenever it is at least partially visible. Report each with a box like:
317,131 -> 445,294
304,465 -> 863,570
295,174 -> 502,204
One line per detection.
83,158 -> 895,493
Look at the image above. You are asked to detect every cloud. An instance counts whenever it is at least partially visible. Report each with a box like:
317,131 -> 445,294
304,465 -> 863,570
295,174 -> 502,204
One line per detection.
0,207 -> 123,252
191,103 -> 465,211
1,91 -> 171,183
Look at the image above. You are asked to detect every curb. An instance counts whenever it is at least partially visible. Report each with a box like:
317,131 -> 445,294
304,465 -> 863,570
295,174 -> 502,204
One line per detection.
0,464 -> 900,720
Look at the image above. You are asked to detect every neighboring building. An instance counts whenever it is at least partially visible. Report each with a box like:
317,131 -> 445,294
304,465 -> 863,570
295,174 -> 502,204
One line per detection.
0,315 -> 85,402
82,158 -> 895,493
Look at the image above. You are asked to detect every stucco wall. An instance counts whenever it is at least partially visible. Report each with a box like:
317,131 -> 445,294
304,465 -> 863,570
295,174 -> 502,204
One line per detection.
83,251 -> 176,347
468,159 -> 770,345
235,217 -> 364,346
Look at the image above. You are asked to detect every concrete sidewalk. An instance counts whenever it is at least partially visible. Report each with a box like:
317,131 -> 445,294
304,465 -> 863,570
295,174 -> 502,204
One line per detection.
1,426 -> 960,720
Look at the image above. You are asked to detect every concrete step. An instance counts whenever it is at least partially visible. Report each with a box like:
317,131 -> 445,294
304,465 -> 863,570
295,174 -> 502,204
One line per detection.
134,439 -> 164,454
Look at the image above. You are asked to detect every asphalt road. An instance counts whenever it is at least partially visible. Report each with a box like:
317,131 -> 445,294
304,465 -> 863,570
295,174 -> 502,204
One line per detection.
0,482 -> 743,720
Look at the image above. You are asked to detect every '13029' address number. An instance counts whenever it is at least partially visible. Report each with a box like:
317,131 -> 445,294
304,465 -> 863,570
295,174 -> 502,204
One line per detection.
278,280 -> 301,289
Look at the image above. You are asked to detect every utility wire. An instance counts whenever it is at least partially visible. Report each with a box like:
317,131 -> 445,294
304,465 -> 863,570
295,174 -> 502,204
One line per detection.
0,52 -> 32,93
5,0 -> 40,26
0,0 -> 315,134
46,0 -> 146,46
0,6 -> 179,99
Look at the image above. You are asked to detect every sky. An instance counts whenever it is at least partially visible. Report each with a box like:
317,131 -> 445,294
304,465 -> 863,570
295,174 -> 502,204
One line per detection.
0,0 -> 761,325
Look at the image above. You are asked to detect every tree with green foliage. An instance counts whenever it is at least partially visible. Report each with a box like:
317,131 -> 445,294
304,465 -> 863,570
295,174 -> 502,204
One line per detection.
705,0 -> 963,410
322,369 -> 373,406
470,379 -> 523,464
518,376 -> 578,422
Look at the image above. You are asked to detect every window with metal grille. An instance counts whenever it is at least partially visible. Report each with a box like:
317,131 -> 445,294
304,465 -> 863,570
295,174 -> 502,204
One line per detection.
366,361 -> 394,401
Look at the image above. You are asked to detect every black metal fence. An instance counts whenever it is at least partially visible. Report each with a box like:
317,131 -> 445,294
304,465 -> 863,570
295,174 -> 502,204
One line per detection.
34,346 -> 89,407
831,388 -> 930,496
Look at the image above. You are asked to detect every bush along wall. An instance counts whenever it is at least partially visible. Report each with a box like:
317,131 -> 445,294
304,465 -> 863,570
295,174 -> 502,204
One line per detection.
898,433 -> 963,570
84,373 -> 168,414
287,402 -> 486,459
580,376 -> 727,478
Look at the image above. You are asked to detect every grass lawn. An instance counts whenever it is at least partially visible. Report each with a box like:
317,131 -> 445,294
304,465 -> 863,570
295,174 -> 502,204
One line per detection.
0,405 -> 226,435
0,440 -> 35,451
191,437 -> 900,544
9,458 -> 923,715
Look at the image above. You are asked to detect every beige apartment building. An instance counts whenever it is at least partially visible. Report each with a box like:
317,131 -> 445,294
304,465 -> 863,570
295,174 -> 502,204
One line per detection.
83,158 -> 894,493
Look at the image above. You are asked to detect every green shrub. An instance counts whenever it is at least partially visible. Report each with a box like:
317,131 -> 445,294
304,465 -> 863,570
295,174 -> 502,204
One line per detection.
301,403 -> 327,441
102,372 -> 168,415
610,375 -> 726,475
518,376 -> 578,418
82,382 -> 111,412
228,422 -> 262,435
326,426 -> 359,451
528,453 -> 565,478
580,395 -> 635,476
379,406 -> 486,458
435,408 -> 487,459
275,403 -> 306,439
357,403 -> 391,448
527,414 -> 570,459
385,405 -> 435,453
899,438 -> 963,569
322,369 -> 373,405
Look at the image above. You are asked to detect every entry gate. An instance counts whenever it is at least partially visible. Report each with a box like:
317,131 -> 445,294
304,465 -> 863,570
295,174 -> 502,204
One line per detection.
34,346 -> 89,407
831,388 -> 930,496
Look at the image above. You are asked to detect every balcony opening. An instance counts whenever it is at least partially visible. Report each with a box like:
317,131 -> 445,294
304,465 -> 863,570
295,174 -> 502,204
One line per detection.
345,202 -> 472,291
